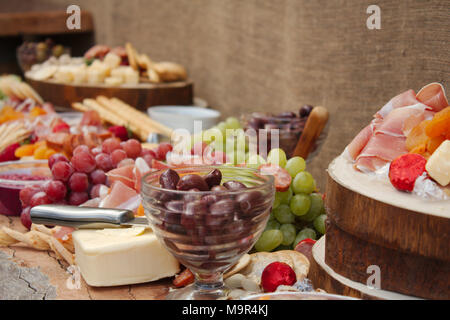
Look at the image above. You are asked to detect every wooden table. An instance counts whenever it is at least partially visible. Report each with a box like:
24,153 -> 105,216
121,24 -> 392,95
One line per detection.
0,215 -> 171,300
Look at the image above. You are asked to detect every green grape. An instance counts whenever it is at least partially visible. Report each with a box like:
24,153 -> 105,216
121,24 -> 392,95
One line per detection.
285,156 -> 306,178
277,188 -> 293,204
297,193 -> 323,222
216,121 -> 227,135
265,220 -> 281,231
314,214 -> 327,235
290,194 -> 311,216
267,148 -> 287,168
246,154 -> 266,169
272,194 -> 281,210
292,171 -> 316,194
225,117 -> 241,130
273,204 -> 296,224
279,223 -> 297,246
293,227 -> 317,247
255,229 -> 283,252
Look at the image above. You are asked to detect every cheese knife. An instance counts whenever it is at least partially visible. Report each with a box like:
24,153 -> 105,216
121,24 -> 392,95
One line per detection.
30,205 -> 149,229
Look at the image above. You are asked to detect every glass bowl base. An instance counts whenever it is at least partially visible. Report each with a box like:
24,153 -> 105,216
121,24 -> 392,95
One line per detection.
166,283 -> 229,300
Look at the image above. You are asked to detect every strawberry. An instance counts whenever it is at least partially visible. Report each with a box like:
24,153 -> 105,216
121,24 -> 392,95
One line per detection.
0,143 -> 20,162
389,153 -> 427,192
108,125 -> 129,141
261,262 -> 297,292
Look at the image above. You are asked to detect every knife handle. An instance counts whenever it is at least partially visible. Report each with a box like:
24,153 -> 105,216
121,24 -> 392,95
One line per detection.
30,205 -> 135,229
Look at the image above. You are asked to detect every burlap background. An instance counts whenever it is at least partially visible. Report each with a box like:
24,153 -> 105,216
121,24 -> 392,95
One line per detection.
2,0 -> 449,189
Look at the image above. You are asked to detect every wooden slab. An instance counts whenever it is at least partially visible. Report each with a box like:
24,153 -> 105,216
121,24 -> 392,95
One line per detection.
26,77 -> 194,111
0,11 -> 93,36
309,236 -> 420,300
0,215 -> 171,300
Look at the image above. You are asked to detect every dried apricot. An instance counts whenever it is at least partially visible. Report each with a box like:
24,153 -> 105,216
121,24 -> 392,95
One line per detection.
425,106 -> 450,138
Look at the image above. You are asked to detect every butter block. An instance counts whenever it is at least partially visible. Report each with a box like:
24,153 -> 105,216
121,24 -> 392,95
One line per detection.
426,140 -> 450,187
72,227 -> 180,287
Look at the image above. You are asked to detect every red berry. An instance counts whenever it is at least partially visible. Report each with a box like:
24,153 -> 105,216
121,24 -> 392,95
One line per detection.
71,151 -> 96,173
0,143 -> 20,162
29,192 -> 52,207
261,262 -> 297,292
108,125 -> 129,141
95,153 -> 113,171
48,153 -> 69,169
102,138 -> 121,154
69,172 -> 89,192
111,149 -> 127,167
19,185 -> 42,206
51,161 -> 74,181
20,207 -> 32,230
389,153 -> 427,192
123,139 -> 142,159
68,192 -> 89,205
155,143 -> 172,161
44,180 -> 67,201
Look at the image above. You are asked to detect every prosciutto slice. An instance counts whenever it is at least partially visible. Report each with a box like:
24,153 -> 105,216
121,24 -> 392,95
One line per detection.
346,83 -> 448,172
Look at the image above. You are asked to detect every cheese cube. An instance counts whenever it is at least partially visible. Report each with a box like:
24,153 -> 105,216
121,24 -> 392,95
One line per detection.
124,68 -> 139,85
72,67 -> 87,84
103,52 -> 121,69
53,67 -> 74,83
87,68 -> 105,84
426,140 -> 450,187
72,227 -> 180,287
104,76 -> 123,86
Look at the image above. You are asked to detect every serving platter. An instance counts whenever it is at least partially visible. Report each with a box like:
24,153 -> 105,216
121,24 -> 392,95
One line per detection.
26,77 -> 194,111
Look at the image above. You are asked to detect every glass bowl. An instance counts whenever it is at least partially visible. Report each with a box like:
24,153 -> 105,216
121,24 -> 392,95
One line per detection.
241,112 -> 329,162
141,166 -> 275,300
0,160 -> 51,216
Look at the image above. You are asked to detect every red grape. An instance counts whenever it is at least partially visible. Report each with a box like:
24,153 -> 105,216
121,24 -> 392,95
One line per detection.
142,154 -> 154,167
123,139 -> 142,159
69,172 -> 89,192
155,142 -> 172,160
71,151 -> 96,173
44,180 -> 67,201
102,138 -> 122,154
117,158 -> 134,167
90,169 -> 107,185
90,184 -> 107,198
68,192 -> 89,205
73,145 -> 90,156
91,147 -> 102,156
95,153 -> 113,171
29,192 -> 52,207
48,153 -> 69,169
111,149 -> 127,167
19,185 -> 42,206
51,161 -> 74,181
141,148 -> 156,158
20,207 -> 32,229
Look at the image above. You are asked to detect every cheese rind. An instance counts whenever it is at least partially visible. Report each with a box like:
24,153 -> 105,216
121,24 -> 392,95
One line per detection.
426,140 -> 450,187
73,228 -> 180,287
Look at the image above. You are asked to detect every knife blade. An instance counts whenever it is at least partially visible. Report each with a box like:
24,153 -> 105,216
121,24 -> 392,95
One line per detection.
30,204 -> 149,229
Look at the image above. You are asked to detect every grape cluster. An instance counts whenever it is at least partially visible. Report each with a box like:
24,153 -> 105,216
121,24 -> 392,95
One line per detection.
254,148 -> 327,252
18,138 -> 172,229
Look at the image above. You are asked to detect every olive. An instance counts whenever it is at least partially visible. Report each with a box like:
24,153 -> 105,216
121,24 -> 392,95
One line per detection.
204,169 -> 222,189
236,191 -> 263,215
159,169 -> 180,190
299,105 -> 313,118
223,180 -> 247,190
177,174 -> 209,191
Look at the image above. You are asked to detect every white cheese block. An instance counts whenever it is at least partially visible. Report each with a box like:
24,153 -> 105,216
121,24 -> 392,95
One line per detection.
104,76 -> 123,86
426,140 -> 450,187
124,68 -> 139,84
103,52 -> 122,69
72,227 -> 180,286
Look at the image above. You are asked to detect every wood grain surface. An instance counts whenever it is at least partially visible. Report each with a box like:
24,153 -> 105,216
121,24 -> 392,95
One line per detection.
26,77 -> 194,111
0,216 -> 171,300
2,0 -> 448,190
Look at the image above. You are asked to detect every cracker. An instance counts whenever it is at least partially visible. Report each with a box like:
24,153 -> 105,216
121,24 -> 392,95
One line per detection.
125,42 -> 139,70
224,254 -> 251,279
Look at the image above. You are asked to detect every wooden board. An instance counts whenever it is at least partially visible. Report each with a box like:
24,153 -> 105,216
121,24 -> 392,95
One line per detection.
0,216 -> 171,300
26,77 -> 194,111
324,157 -> 450,299
0,11 -> 93,36
309,236 -> 421,300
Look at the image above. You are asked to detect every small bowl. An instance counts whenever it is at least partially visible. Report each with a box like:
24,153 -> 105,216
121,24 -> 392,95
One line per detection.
148,106 -> 221,133
0,160 -> 51,216
141,166 -> 275,300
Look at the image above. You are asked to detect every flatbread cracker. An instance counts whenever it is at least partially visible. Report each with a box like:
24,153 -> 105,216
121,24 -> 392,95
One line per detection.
125,42 -> 139,70
224,254 -> 251,279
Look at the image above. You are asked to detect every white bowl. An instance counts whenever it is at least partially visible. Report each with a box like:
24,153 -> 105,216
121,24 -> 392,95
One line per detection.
147,106 -> 221,133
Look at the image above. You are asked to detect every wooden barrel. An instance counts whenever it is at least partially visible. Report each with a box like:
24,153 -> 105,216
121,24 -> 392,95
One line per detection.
26,77 -> 194,111
316,156 -> 450,300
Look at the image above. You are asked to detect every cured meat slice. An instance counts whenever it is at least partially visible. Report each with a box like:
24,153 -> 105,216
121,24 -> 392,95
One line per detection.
377,89 -> 419,118
106,165 -> 135,189
416,83 -> 449,112
100,180 -> 140,211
